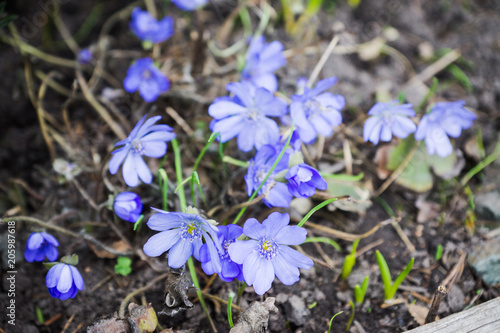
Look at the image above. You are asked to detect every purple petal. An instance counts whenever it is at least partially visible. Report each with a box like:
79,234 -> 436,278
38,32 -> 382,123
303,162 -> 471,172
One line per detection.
209,101 -> 248,118
143,230 -> 181,257
132,154 -> 153,184
243,218 -> 267,240
41,232 -> 59,247
274,226 -> 308,245
272,253 -> 300,285
168,240 -> 193,268
44,246 -> 59,262
280,246 -> 314,269
27,233 -> 44,250
147,212 -> 185,231
242,252 -> 261,286
228,240 -> 259,264
262,212 -> 290,238
123,154 -> 139,187
252,259 -> 275,295
56,264 -> 73,293
70,266 -> 84,290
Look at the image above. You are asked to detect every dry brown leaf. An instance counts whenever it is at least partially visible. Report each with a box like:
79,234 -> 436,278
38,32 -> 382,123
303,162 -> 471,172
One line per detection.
406,303 -> 428,326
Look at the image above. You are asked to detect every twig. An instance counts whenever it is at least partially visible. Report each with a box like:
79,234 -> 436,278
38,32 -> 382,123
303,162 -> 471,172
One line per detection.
424,285 -> 447,324
0,216 -> 131,256
75,69 -> 127,139
303,217 -> 398,241
119,273 -> 169,318
60,313 -> 75,333
391,220 -> 416,254
165,107 -> 195,136
307,35 -> 339,87
219,194 -> 265,222
201,292 -> 244,312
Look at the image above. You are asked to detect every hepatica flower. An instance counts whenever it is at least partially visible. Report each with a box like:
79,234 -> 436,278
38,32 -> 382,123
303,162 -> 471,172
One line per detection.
242,36 -> 286,92
130,7 -> 174,43
114,192 -> 143,222
172,0 -> 208,11
363,100 -> 417,145
24,232 -> 59,262
415,101 -> 476,157
228,212 -> 314,295
285,163 -> 327,198
109,115 -> 176,187
77,49 -> 92,65
200,225 -> 244,282
245,144 -> 293,207
143,210 -> 223,271
124,58 -> 170,102
208,81 -> 287,152
291,77 -> 345,143
46,263 -> 84,300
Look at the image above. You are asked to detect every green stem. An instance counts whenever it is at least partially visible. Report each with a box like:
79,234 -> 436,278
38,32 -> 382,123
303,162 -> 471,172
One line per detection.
158,168 -> 168,211
172,138 -> 215,332
172,139 -> 187,211
222,156 -> 249,168
227,291 -> 236,328
232,125 -> 295,225
297,195 -> 349,228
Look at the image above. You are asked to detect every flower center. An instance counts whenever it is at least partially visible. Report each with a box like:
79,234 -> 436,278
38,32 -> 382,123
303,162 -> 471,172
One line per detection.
142,69 -> 153,79
221,239 -> 235,260
132,139 -> 145,154
258,238 -> 278,260
181,222 -> 201,241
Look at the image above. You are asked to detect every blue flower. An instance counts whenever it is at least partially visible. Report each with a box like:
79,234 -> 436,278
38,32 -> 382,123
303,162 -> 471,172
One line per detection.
291,77 -> 345,143
242,36 -> 286,92
228,212 -> 314,295
285,164 -> 327,198
77,49 -> 92,64
24,232 -> 59,262
415,101 -> 476,157
245,144 -> 293,207
208,81 -> 287,152
363,100 -> 417,145
124,58 -> 170,102
109,115 -> 176,187
46,263 -> 84,300
143,209 -> 223,271
130,8 -> 174,43
114,192 -> 143,222
200,225 -> 244,282
172,0 -> 208,11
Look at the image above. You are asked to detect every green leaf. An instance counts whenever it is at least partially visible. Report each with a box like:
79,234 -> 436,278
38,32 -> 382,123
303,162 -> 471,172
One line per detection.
60,254 -> 79,266
325,174 -> 371,213
446,64 -> 473,93
114,256 -> 132,276
303,237 -> 341,251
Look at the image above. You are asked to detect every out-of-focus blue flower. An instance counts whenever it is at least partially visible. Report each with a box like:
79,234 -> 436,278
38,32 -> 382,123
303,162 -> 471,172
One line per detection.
228,212 -> 313,295
46,263 -> 84,300
24,232 -> 59,262
130,8 -> 174,43
200,225 -> 244,282
172,0 -> 208,11
77,49 -> 92,65
245,144 -> 293,207
285,163 -> 327,198
143,209 -> 223,271
241,36 -> 286,92
208,81 -> 287,152
363,100 -> 416,145
291,77 -> 345,143
109,115 -> 176,187
123,58 -> 170,102
114,192 -> 143,222
415,101 -> 476,157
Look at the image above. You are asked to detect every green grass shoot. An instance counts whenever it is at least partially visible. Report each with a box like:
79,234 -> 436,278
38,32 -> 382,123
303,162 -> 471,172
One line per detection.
354,276 -> 369,305
340,239 -> 360,280
376,250 -> 414,300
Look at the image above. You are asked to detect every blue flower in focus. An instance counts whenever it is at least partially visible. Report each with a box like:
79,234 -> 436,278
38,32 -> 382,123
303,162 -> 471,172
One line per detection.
285,164 -> 327,198
363,100 -> 416,145
415,101 -> 476,157
25,232 -> 59,262
228,212 -> 314,295
242,36 -> 286,92
245,144 -> 293,207
208,81 -> 287,152
124,58 -> 170,102
114,192 -> 143,222
130,8 -> 174,43
109,115 -> 176,187
143,209 -> 223,271
172,0 -> 208,11
46,263 -> 84,300
291,77 -> 345,143
200,225 -> 244,282
77,49 -> 92,65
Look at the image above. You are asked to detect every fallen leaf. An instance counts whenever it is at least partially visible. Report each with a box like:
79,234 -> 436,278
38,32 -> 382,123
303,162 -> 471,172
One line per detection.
406,303 -> 428,326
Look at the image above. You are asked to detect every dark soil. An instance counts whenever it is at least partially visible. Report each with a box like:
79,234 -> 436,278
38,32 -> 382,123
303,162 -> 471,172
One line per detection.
1,1 -> 499,332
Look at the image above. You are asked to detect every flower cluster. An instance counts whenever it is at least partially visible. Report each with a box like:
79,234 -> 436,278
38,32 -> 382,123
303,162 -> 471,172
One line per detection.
363,100 -> 476,157
143,210 -> 313,294
24,232 -> 85,300
123,58 -> 170,103
114,192 -> 143,222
